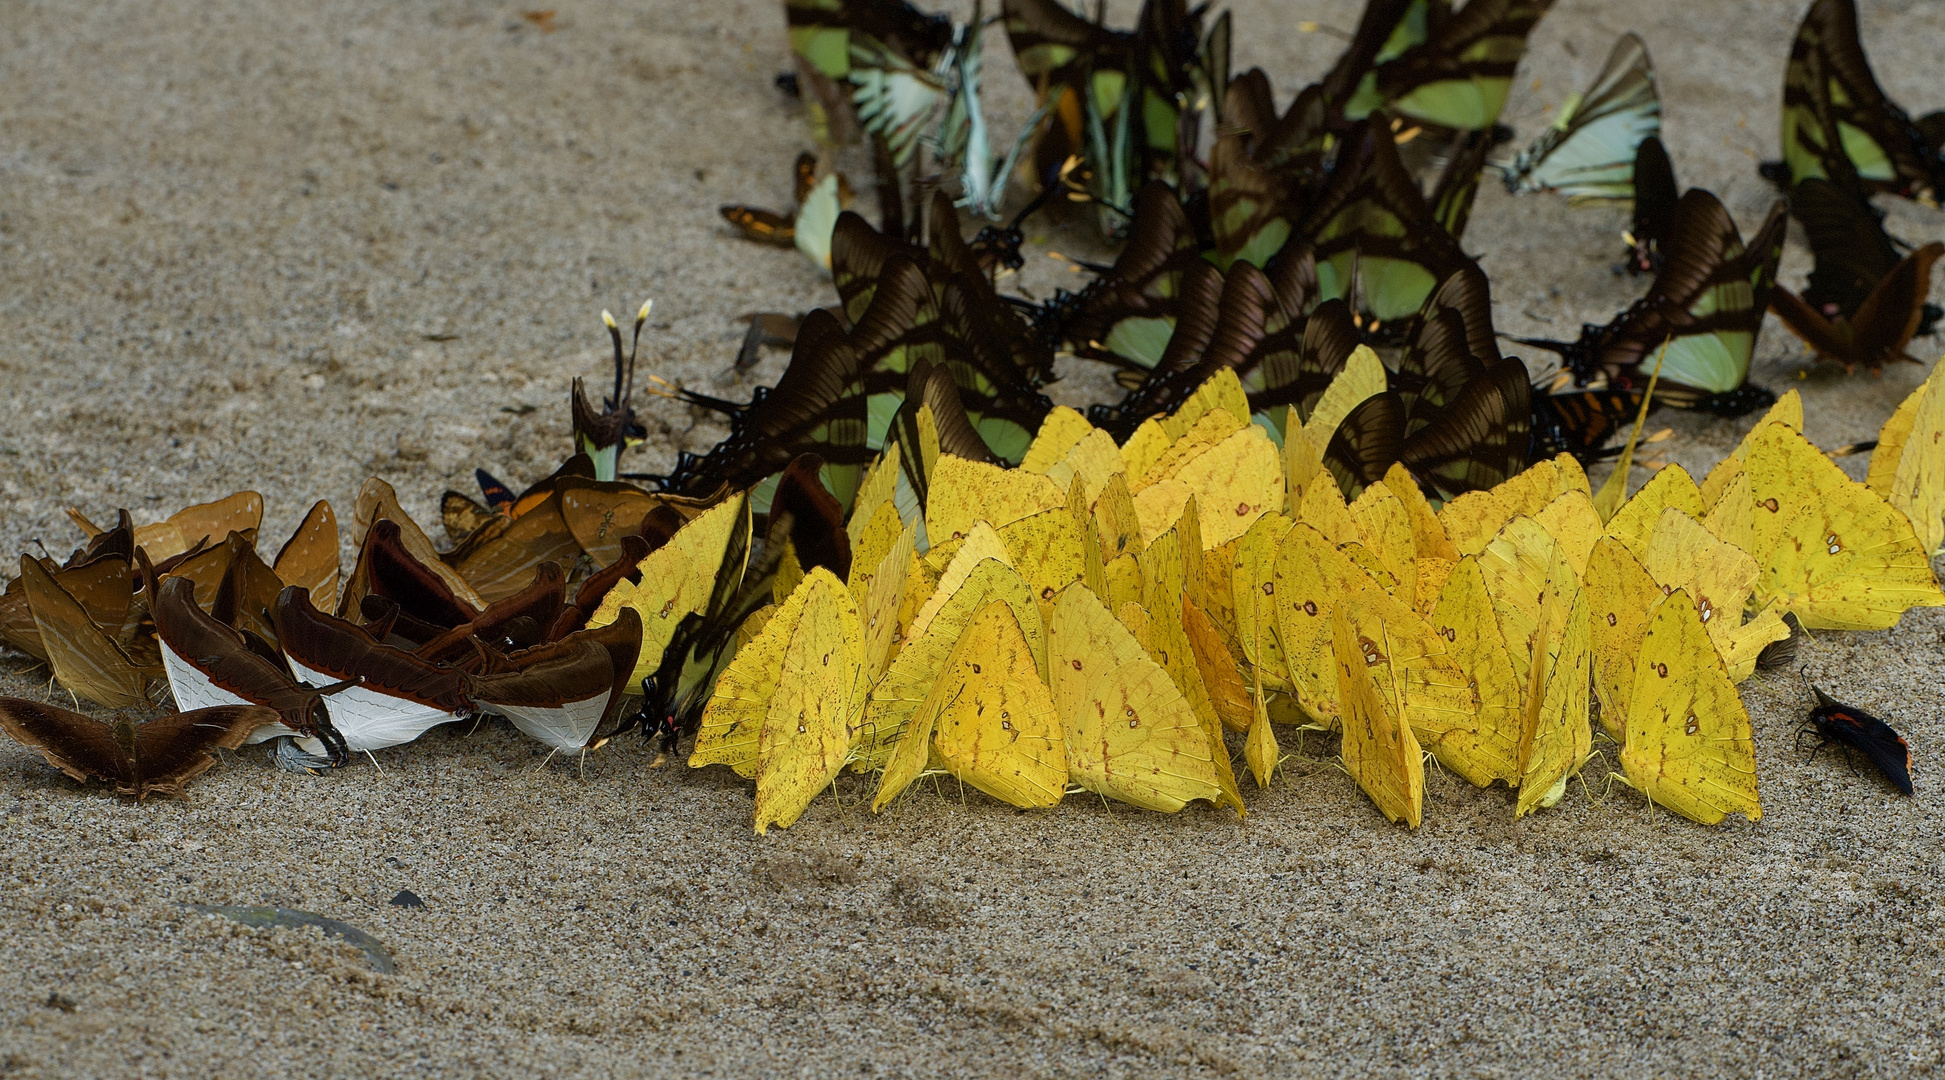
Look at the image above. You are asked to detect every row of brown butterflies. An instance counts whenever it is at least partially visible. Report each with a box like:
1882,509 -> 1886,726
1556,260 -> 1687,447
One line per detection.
0,458 -> 785,798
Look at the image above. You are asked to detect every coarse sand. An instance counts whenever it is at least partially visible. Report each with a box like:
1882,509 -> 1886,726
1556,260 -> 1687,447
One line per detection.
2,1 -> 1944,1076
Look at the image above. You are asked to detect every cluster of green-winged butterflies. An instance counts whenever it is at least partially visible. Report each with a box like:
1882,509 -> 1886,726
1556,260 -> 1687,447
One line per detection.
4,0 -> 1944,831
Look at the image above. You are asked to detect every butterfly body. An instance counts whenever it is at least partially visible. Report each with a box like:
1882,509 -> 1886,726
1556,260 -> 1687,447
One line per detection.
1800,685 -> 1913,795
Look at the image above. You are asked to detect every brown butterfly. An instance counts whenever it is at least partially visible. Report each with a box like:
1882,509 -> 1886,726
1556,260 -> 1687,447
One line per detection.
1770,241 -> 1943,372
465,608 -> 643,757
69,491 -> 263,565
0,697 -> 275,799
17,554 -> 154,709
273,587 -> 473,754
150,575 -> 352,767
272,500 -> 340,608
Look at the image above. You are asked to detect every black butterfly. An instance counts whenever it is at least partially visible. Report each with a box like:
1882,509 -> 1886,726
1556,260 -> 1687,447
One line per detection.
1622,135 -> 1679,275
1301,114 -> 1472,335
1048,180 -> 1218,380
1098,245 -> 1336,432
1767,177 -> 1942,370
1798,683 -> 1914,796
1207,71 -> 1331,269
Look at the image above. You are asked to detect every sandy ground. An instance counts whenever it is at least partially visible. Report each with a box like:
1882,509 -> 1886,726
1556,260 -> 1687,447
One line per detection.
2,0 -> 1944,1076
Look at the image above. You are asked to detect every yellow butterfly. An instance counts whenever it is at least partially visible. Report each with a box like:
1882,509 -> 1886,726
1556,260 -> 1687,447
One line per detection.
1697,390 -> 1802,508
1474,514 -> 1593,815
1425,556 -> 1522,787
1440,454 -> 1589,557
1866,362 -> 1945,555
1132,422 -> 1284,549
925,454 -> 1064,549
859,554 -> 1043,771
872,600 -> 1066,810
588,493 -> 749,686
753,568 -> 869,833
1638,506 -> 1791,681
1047,584 -> 1223,812
690,568 -> 866,832
1602,464 -> 1704,560
1585,537 -> 1665,743
1331,606 -> 1425,828
1742,421 -> 1945,629
1611,587 -> 1761,825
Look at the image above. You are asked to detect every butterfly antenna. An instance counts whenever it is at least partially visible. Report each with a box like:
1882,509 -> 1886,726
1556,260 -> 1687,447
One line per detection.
602,309 -> 625,409
623,299 -> 651,415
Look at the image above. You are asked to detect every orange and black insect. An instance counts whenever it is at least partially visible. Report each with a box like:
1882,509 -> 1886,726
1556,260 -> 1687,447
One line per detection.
719,153 -> 821,248
1797,682 -> 1914,795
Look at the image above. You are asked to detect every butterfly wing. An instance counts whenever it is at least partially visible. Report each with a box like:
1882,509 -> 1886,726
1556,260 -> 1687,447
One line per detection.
1504,32 -> 1659,200
0,697 -> 137,788
1619,589 -> 1759,824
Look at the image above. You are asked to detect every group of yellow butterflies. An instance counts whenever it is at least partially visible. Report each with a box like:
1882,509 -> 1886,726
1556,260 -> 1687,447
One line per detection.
668,351 -> 1945,833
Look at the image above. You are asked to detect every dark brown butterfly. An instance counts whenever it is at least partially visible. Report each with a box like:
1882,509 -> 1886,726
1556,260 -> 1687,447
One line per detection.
1300,114 -> 1471,333
1611,136 -> 1679,277
548,534 -> 651,641
412,562 -> 568,665
1331,0 -> 1555,136
1799,683 -> 1914,795
151,575 -> 351,768
1207,71 -> 1331,269
1053,180 -> 1217,378
1320,264 -> 1532,502
1770,240 -> 1942,373
1093,244 -> 1327,432
273,587 -> 473,754
572,301 -> 653,480
0,697 -> 275,800
341,520 -> 481,644
465,608 -> 643,756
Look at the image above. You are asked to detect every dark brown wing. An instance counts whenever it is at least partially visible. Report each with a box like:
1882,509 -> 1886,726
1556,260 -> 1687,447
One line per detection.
1324,392 -> 1406,499
1400,358 -> 1533,501
274,587 -> 472,714
1848,242 -> 1943,366
343,520 -> 480,630
1627,135 -> 1678,273
128,706 -> 274,798
468,610 -> 643,745
767,454 -> 853,584
0,697 -> 135,787
659,307 -> 872,497
153,577 -> 327,728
